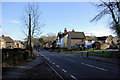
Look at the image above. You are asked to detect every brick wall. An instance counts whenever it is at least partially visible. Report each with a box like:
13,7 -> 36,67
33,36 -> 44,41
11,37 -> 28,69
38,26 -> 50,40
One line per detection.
71,39 -> 85,47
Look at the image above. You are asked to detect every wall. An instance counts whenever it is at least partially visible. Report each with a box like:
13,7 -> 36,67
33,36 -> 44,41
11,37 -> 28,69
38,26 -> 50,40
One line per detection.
0,38 -> 6,49
71,39 -> 85,48
67,34 -> 71,50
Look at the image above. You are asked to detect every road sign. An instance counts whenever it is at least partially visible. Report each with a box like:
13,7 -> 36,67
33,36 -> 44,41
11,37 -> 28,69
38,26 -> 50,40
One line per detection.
36,42 -> 38,45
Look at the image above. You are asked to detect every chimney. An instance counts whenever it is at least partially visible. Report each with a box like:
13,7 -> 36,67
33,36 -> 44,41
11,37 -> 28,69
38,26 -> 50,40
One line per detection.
2,35 -> 4,37
72,29 -> 75,32
64,28 -> 67,34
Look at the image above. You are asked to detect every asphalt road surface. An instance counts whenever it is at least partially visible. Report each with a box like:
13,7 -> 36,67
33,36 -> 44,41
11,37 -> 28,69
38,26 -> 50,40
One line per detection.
37,50 -> 120,79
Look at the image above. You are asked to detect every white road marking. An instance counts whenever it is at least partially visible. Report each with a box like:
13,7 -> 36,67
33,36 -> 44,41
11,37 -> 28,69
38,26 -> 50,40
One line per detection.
56,65 -> 60,68
46,62 -> 64,80
64,58 -> 75,62
95,67 -> 108,71
53,62 -> 55,65
62,69 -> 67,72
45,57 -> 49,60
44,56 -> 47,59
81,63 -> 108,71
70,75 -> 77,80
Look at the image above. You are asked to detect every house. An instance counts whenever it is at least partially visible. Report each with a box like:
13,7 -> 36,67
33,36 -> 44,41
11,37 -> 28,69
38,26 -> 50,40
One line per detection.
67,29 -> 85,50
0,37 -> 6,49
0,35 -> 14,49
56,28 -> 85,50
112,37 -> 120,45
43,41 -> 52,48
85,36 -> 97,48
56,28 -> 67,48
92,42 -> 101,50
105,35 -> 113,44
97,36 -> 107,44
98,35 -> 118,49
14,40 -> 24,48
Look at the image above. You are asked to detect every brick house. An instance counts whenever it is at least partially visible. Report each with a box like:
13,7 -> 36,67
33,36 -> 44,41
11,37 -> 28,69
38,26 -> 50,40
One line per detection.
56,28 -> 85,50
0,37 -> 6,49
67,29 -> 85,50
0,35 -> 14,49
14,40 -> 24,48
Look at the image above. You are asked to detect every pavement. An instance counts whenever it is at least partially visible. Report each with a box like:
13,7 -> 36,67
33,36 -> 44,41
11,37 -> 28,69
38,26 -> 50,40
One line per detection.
2,57 -> 43,79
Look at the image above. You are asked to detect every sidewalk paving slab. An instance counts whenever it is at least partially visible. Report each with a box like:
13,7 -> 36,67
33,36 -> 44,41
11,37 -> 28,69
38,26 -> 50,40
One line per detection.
2,57 -> 43,79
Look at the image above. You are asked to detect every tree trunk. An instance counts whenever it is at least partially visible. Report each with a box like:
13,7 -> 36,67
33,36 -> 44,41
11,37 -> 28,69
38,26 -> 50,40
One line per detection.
29,13 -> 32,56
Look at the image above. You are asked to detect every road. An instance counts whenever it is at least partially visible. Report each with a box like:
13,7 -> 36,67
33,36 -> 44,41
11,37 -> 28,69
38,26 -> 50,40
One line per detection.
37,50 -> 120,79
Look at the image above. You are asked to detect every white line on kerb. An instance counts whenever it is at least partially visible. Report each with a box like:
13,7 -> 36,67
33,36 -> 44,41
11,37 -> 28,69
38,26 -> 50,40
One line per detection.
81,63 -> 108,71
62,69 -> 67,72
70,75 -> 77,80
56,65 -> 60,68
46,62 -> 64,80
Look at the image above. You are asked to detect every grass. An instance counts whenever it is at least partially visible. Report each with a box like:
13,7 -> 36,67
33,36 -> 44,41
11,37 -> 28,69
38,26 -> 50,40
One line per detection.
63,49 -> 103,53
88,52 -> 112,58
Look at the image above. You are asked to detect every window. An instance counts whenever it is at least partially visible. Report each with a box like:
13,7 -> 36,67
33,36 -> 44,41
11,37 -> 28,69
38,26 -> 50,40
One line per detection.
82,39 -> 84,42
88,40 -> 92,43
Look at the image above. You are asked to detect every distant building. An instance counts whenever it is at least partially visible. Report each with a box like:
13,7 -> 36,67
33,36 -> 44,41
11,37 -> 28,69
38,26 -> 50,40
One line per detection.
14,40 -> 24,48
85,36 -> 97,48
43,41 -> 52,48
0,35 -> 14,49
97,36 -> 107,44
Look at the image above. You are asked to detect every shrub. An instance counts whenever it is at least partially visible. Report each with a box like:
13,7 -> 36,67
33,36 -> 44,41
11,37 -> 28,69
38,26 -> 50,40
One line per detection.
2,49 -> 34,67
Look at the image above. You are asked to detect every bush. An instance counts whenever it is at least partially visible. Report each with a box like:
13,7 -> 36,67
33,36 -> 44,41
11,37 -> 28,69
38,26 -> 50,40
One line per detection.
2,49 -> 34,67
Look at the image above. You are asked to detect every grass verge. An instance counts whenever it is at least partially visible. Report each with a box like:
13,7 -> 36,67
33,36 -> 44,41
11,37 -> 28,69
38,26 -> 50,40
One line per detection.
63,49 -> 102,53
88,52 -> 112,58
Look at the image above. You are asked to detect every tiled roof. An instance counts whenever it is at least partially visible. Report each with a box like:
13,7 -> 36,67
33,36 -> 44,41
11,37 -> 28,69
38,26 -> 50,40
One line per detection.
2,37 -> 14,43
68,32 -> 85,39
57,33 -> 68,39
85,36 -> 97,40
97,36 -> 107,41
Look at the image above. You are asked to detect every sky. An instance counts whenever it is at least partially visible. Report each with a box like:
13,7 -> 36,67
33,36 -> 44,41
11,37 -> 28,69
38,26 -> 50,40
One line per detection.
1,0 -> 116,41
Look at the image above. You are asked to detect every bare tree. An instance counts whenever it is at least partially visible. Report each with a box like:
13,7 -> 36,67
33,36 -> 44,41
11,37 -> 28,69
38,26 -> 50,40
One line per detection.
23,3 -> 45,52
91,0 -> 120,50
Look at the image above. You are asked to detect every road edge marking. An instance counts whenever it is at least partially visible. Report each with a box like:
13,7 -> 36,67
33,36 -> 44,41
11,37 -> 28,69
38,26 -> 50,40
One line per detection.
70,75 -> 77,80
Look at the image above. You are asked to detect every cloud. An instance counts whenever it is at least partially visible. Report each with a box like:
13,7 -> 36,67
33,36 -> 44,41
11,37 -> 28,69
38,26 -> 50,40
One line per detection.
6,20 -> 20,24
85,28 -> 116,37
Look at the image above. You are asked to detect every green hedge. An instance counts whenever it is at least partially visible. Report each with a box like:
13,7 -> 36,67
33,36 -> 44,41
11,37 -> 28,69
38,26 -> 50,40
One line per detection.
2,49 -> 35,67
